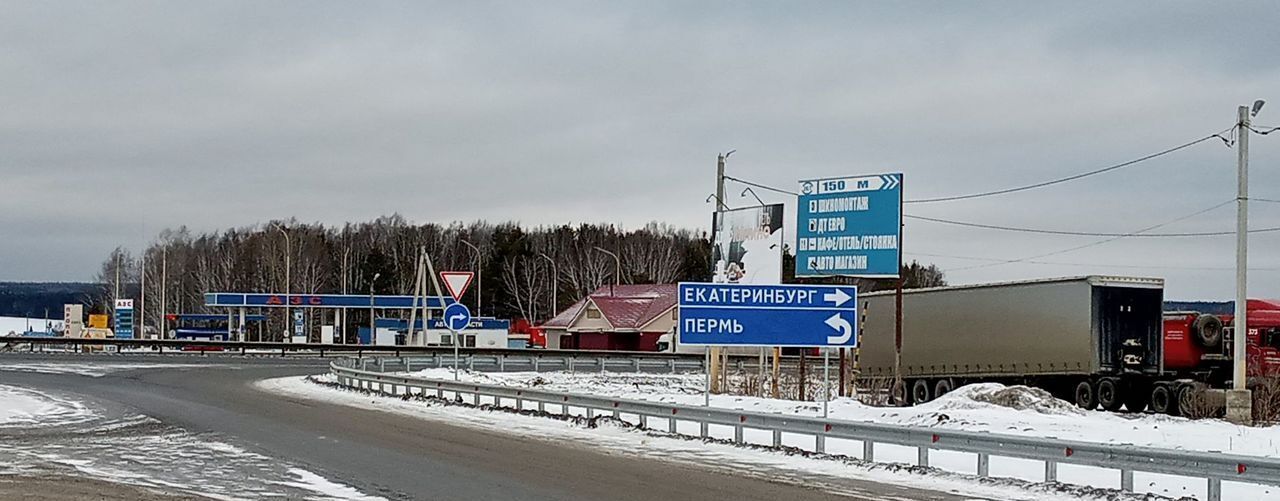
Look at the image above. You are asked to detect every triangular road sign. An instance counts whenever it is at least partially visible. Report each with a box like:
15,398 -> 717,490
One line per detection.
440,271 -> 475,302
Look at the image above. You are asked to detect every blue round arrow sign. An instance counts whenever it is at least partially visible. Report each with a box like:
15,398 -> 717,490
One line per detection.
443,302 -> 472,332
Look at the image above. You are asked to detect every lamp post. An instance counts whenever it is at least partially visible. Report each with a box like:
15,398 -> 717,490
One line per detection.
538,252 -> 557,321
592,246 -> 620,295
273,223 -> 291,342
461,240 -> 482,316
368,272 -> 381,346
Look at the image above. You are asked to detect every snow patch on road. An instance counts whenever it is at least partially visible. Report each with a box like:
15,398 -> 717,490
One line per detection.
0,362 -> 228,378
279,468 -> 388,501
0,384 -> 96,428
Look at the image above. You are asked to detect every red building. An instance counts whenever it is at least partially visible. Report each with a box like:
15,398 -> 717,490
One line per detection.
540,284 -> 678,351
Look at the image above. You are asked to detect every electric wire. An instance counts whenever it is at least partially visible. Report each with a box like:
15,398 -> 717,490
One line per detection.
904,127 -> 1234,204
905,213 -> 1280,237
905,251 -> 1280,272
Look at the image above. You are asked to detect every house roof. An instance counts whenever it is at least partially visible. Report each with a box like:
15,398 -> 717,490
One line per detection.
540,284 -> 678,331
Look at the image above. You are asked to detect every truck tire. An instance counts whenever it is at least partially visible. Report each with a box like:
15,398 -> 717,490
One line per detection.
1124,381 -> 1150,412
933,378 -> 955,399
890,380 -> 908,406
1097,378 -> 1124,412
1193,314 -> 1223,349
911,379 -> 932,404
1176,384 -> 1197,417
1150,384 -> 1175,415
1074,381 -> 1096,410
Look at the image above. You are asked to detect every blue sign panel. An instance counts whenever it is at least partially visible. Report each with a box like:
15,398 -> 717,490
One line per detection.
677,283 -> 858,347
796,173 -> 902,278
114,300 -> 135,339
205,293 -> 452,309
376,317 -> 511,331
443,303 -> 472,332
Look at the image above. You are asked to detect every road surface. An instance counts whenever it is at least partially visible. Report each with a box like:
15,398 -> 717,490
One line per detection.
0,353 -> 974,500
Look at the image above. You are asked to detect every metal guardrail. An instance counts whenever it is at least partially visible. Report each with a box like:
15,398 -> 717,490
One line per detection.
331,357 -> 1280,501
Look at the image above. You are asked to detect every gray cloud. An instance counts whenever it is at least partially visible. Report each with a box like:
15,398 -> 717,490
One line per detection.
2,1 -> 1279,299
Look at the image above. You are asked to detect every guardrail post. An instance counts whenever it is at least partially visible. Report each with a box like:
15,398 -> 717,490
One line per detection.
699,421 -> 708,438
1120,469 -> 1133,492
772,430 -> 782,447
639,415 -> 647,429
378,359 -> 385,372
499,355 -> 505,372
634,358 -> 641,372
538,401 -> 545,413
472,390 -> 480,406
468,355 -> 474,372
977,453 -> 990,477
436,383 -> 443,398
733,425 -> 743,444
669,417 -> 677,434
586,408 -> 594,419
816,435 -> 825,454
1044,461 -> 1057,483
917,447 -> 929,467
1207,479 -> 1221,501
533,355 -> 540,372
669,359 -> 675,373
569,357 -> 575,374
862,441 -> 874,462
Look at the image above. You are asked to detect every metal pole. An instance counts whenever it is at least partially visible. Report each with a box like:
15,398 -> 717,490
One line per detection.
275,224 -> 291,343
705,349 -> 711,407
160,249 -> 167,340
139,255 -> 146,339
1235,104 -> 1250,391
461,240 -> 481,317
823,349 -> 830,418
592,246 -> 620,290
369,272 -> 380,347
539,252 -> 557,320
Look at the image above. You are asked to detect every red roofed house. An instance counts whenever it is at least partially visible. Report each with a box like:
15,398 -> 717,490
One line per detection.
540,284 -> 678,351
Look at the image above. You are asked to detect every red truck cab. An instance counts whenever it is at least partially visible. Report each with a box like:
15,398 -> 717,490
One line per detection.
1163,299 -> 1280,381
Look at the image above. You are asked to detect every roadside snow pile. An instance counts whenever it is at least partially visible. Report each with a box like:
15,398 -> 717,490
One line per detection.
927,383 -> 1084,416
0,384 -> 95,427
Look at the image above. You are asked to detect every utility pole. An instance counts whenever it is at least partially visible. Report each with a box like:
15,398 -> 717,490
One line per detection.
160,249 -> 167,340
140,255 -> 146,339
1227,102 -> 1262,425
711,150 -> 733,394
369,272 -> 381,346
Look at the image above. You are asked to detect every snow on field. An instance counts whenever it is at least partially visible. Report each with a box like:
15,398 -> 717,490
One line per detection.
0,316 -> 60,336
383,369 -> 1280,500
0,384 -> 96,428
404,368 -> 1280,458
262,375 -> 1110,501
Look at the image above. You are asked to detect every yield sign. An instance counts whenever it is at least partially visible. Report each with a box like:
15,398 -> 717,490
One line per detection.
439,271 -> 475,302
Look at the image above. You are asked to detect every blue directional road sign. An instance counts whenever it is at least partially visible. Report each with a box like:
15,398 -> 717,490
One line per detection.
796,173 -> 902,278
677,283 -> 858,347
443,302 -> 472,332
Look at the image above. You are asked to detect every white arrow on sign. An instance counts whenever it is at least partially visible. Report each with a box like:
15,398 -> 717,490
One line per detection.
823,288 -> 851,307
825,313 -> 853,345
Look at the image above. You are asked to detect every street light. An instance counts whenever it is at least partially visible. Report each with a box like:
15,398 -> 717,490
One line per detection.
460,239 -> 482,317
592,246 -> 620,295
272,223 -> 291,342
538,252 -> 557,320
369,272 -> 381,346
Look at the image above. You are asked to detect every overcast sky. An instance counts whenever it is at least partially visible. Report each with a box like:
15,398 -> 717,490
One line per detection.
2,2 -> 1279,299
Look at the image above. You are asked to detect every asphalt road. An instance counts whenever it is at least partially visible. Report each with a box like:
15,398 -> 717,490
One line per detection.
0,354 -> 975,501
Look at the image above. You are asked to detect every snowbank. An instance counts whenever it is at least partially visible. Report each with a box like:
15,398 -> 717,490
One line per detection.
0,384 -> 95,427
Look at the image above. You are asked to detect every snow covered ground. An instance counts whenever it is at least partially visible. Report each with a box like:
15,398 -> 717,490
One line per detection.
365,368 -> 1280,501
0,362 -> 230,378
0,381 -> 383,500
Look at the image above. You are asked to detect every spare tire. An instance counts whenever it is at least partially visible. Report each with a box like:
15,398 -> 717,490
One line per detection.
1193,314 -> 1223,349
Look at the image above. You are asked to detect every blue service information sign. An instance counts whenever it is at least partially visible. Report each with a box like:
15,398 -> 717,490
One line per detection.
677,282 -> 858,347
113,300 -> 134,339
796,173 -> 902,278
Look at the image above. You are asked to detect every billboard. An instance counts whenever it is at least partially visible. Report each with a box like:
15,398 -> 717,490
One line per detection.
796,173 -> 902,277
711,204 -> 784,285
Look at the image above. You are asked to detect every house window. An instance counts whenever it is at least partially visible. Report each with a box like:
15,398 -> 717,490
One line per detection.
587,309 -> 602,319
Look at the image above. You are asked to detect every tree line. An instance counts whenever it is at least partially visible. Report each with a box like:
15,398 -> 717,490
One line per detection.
94,215 -> 943,340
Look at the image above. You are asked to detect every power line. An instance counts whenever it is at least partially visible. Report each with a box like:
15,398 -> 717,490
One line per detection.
946,199 -> 1237,271
723,175 -> 798,196
906,208 -> 1280,237
1251,125 -> 1280,135
904,127 -> 1233,204
901,253 -> 1280,272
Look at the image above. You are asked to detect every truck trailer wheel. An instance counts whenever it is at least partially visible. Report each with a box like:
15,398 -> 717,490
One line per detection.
1150,384 -> 1174,415
1074,381 -> 1096,410
1124,381 -> 1150,412
1097,378 -> 1124,412
933,378 -> 954,399
911,379 -> 932,404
